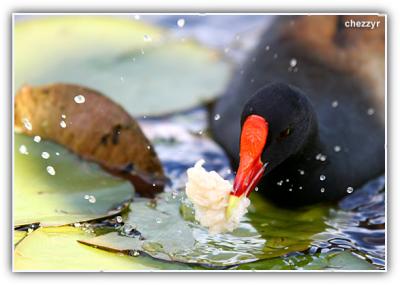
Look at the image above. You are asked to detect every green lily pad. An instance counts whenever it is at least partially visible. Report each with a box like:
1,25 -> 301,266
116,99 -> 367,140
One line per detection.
234,251 -> 377,270
14,226 -> 190,271
15,16 -> 231,116
81,192 -> 329,267
14,133 -> 134,227
14,231 -> 27,246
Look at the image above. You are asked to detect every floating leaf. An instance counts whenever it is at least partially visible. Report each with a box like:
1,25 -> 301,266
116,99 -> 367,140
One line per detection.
81,191 -> 329,267
14,226 -> 190,271
234,251 -> 377,270
14,133 -> 134,227
14,16 -> 231,117
15,83 -> 165,197
14,231 -> 27,246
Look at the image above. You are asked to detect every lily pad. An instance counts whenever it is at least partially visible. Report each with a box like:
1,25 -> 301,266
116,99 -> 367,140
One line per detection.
81,115 -> 329,268
14,133 -> 134,227
233,251 -> 377,270
14,226 -> 190,271
81,191 -> 329,267
14,231 -> 27,246
14,16 -> 231,117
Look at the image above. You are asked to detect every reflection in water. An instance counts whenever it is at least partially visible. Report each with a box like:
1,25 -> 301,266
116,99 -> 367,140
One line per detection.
139,107 -> 385,269
313,176 -> 385,268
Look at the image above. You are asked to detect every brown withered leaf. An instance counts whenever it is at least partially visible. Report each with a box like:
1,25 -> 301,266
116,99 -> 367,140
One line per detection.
14,83 -> 166,197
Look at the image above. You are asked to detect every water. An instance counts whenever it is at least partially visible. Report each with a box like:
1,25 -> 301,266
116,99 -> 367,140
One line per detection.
74,94 -> 86,104
46,165 -> 56,176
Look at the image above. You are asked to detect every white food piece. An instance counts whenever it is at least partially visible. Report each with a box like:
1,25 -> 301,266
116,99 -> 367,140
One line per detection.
185,160 -> 250,234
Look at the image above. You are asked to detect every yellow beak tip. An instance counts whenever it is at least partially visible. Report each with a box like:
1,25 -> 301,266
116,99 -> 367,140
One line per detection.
226,195 -> 241,219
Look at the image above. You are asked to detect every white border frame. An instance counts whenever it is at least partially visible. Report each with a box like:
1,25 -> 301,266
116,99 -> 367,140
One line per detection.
11,12 -> 388,273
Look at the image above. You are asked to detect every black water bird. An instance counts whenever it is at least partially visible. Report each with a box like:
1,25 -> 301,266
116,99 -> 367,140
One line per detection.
211,15 -> 385,207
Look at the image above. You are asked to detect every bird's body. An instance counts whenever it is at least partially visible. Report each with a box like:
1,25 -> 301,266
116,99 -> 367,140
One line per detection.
212,16 -> 385,207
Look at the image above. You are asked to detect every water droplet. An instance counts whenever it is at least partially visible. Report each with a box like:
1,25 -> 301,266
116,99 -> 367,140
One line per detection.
331,101 -> 339,108
88,195 -> 96,203
27,228 -> 33,234
152,183 -> 156,187
315,153 -> 327,161
299,186 -> 303,190
288,188 -> 292,192
33,135 -> 41,143
46,166 -> 56,176
177,18 -> 185,28
60,120 -> 67,128
171,191 -> 179,200
19,145 -> 29,155
289,58 -> 297,67
320,175 -> 326,181
124,224 -> 133,235
320,187 -> 325,193
298,169 -> 305,175
147,145 -> 151,150
22,118 -> 32,131
55,152 -> 60,156
74,95 -> 86,104
116,216 -> 123,223
265,45 -> 270,51
277,180 -> 283,186
346,186 -> 354,194
143,34 -> 152,42
84,194 -> 89,200
133,250 -> 140,257
61,114 -> 66,119
41,152 -> 50,159
255,187 -> 259,192
286,178 -> 290,182
74,222 -> 81,228
367,108 -> 375,115
214,114 -> 221,121
156,218 -> 162,224
334,145 -> 341,152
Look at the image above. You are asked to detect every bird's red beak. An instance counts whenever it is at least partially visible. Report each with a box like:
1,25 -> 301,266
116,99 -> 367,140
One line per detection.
232,115 -> 269,198
227,115 -> 268,218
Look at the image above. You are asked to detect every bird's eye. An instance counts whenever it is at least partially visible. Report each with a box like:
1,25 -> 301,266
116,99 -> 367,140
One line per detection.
279,128 -> 292,138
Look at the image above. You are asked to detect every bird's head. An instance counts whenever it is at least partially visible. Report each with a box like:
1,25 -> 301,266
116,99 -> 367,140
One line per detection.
227,82 -> 317,216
